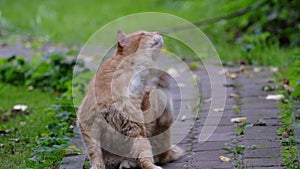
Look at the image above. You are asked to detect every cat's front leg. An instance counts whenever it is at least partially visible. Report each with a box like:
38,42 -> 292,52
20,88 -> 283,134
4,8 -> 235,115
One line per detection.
119,159 -> 137,169
79,123 -> 106,169
90,164 -> 105,169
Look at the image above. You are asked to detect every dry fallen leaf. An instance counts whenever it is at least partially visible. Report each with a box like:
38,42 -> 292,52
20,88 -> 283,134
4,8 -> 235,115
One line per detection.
27,86 -> 34,91
0,128 -> 16,134
204,98 -> 212,103
229,93 -> 238,98
69,125 -> 75,129
10,138 -> 20,143
41,133 -> 49,137
192,74 -> 198,79
226,72 -> 237,79
218,69 -> 228,75
231,117 -> 247,123
181,115 -> 186,122
237,65 -> 247,73
167,68 -> 179,78
162,46 -> 168,53
213,108 -> 224,112
270,67 -> 279,72
282,132 -> 289,138
13,105 -> 28,111
265,94 -> 284,100
178,83 -> 185,87
185,105 -> 192,109
283,84 -> 294,93
189,62 -> 199,70
69,145 -> 77,149
253,67 -> 261,73
232,105 -> 238,109
219,156 -> 230,162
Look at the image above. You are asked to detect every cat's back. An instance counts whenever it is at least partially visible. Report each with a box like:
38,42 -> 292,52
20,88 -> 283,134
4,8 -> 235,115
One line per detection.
77,56 -> 119,120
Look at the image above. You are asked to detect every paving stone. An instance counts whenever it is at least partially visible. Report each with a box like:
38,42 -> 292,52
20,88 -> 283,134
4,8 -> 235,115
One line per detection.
192,160 -> 233,169
193,150 -> 232,161
194,141 -> 231,151
194,125 -> 235,137
201,100 -> 237,112
244,148 -> 281,158
240,101 -> 277,109
239,139 -> 281,148
161,162 -> 186,169
244,116 -> 280,126
242,108 -> 280,117
244,126 -> 279,138
244,158 -> 283,167
251,167 -> 285,169
59,155 -> 86,169
200,132 -> 235,142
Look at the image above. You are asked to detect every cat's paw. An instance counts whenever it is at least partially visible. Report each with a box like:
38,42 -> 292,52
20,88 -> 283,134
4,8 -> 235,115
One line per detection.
153,165 -> 163,169
90,167 -> 105,169
170,145 -> 185,160
158,145 -> 185,164
119,160 -> 137,169
90,164 -> 105,169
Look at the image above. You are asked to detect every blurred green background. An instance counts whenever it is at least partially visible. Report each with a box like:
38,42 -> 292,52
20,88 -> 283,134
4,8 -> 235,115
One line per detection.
0,0 -> 254,44
1,0 -> 299,66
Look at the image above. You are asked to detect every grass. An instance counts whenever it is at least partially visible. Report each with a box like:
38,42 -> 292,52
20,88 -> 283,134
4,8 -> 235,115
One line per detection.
0,0 -> 256,45
276,96 -> 300,168
0,83 -> 56,169
215,42 -> 293,66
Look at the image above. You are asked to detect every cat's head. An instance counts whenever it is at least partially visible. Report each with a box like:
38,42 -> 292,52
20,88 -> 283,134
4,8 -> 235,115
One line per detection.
116,30 -> 164,57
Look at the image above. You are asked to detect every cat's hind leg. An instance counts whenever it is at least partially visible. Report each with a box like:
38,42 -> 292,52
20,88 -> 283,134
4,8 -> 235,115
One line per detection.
156,145 -> 184,164
144,87 -> 184,165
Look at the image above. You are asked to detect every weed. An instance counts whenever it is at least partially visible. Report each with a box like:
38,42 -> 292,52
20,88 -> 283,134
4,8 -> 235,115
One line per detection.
0,52 -> 85,92
28,96 -> 80,168
276,79 -> 300,168
222,144 -> 245,168
235,122 -> 252,136
233,107 -> 241,114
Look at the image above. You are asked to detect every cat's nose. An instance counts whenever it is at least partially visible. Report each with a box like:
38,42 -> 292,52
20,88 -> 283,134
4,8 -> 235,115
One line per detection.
153,34 -> 161,41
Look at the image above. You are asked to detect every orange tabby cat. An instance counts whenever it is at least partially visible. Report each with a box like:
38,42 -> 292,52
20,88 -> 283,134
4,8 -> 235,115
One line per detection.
78,30 -> 184,169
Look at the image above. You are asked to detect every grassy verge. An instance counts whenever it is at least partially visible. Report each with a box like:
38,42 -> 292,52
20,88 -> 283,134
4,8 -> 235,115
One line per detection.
0,51 -> 82,168
277,101 -> 300,169
275,55 -> 300,168
0,83 -> 56,168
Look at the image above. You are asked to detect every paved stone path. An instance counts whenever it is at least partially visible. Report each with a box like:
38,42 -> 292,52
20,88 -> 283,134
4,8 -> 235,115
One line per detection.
237,69 -> 283,168
60,64 -> 284,169
163,66 -> 283,169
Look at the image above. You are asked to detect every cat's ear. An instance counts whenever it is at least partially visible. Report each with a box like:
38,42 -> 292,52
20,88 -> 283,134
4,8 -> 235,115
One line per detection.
117,30 -> 127,47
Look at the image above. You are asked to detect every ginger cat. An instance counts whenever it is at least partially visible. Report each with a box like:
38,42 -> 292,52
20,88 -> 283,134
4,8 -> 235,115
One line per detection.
77,30 -> 184,169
